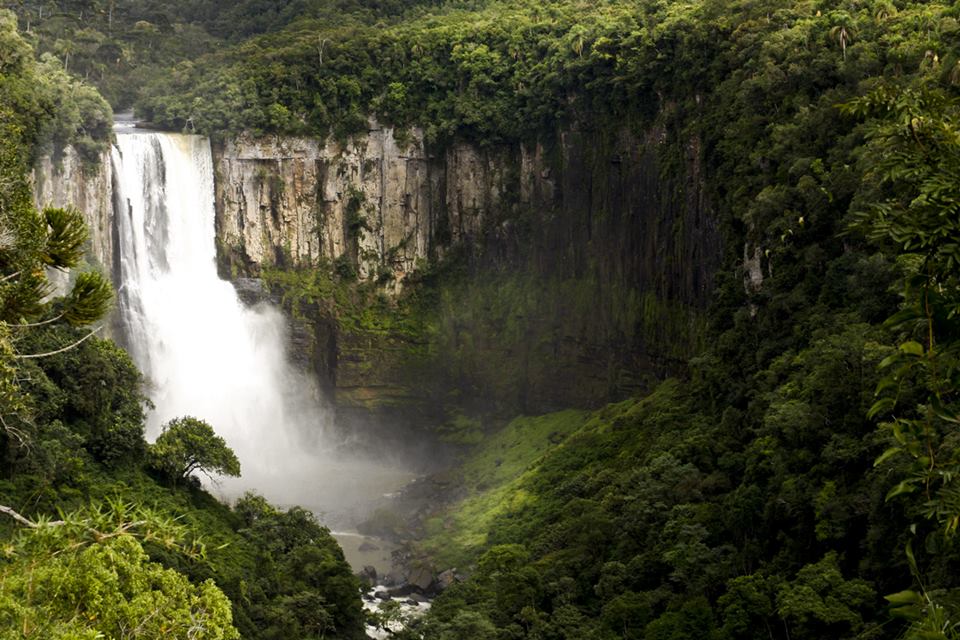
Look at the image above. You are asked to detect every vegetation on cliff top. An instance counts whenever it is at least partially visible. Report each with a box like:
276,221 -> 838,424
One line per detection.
0,10 -> 111,162
1,0 -> 449,109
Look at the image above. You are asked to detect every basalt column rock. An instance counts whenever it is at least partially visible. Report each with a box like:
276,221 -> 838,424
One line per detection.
32,146 -> 114,276
211,124 -> 722,441
212,129 -> 439,289
212,126 -> 718,306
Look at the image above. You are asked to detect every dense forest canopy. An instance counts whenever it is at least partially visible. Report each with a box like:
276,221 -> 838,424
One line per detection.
0,0 -> 452,105
3,0 -> 960,639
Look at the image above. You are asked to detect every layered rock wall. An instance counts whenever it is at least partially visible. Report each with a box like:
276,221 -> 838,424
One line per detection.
212,125 -> 722,441
214,131 -> 436,285
212,125 -> 719,308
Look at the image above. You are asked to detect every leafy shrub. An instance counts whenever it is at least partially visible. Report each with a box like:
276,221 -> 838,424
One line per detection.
149,416 -> 241,483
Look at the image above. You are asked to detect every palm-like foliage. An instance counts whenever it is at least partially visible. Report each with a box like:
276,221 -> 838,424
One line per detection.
845,81 -> 960,639
41,206 -> 88,269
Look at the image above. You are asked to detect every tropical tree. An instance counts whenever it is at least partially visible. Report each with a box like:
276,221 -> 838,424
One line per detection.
845,80 -> 960,638
828,11 -> 857,61
846,82 -> 960,516
149,416 -> 241,482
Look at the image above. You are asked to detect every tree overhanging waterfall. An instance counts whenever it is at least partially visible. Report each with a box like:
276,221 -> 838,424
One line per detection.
111,130 -> 406,526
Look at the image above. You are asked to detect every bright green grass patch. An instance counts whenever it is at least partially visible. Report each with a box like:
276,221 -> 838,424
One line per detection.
418,381 -> 694,569
462,410 -> 590,490
419,409 -> 588,567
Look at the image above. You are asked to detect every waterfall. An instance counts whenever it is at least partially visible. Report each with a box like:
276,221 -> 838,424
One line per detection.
111,132 -> 326,499
111,130 -> 410,527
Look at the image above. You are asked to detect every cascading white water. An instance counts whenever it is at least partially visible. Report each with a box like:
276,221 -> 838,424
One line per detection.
112,132 -> 323,477
111,131 -> 412,527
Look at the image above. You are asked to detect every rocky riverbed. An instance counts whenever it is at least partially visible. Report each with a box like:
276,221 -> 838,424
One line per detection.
362,585 -> 432,639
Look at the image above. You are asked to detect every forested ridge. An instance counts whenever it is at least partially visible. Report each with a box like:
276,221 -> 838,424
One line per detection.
3,0 -> 960,639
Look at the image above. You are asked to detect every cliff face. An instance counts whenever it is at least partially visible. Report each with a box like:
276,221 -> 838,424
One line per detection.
32,147 -> 114,276
213,125 -> 718,307
32,147 -> 116,343
214,130 -> 430,285
213,125 -> 722,441
29,127 -> 722,443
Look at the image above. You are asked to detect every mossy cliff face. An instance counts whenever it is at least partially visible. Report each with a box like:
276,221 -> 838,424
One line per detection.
213,124 -> 721,442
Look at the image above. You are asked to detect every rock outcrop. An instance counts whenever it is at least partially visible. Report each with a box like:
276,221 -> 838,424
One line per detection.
213,128 -> 484,288
32,146 -> 114,276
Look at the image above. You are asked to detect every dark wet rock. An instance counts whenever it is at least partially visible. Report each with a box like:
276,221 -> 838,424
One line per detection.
408,565 -> 434,592
231,278 -> 268,306
387,584 -> 420,598
359,541 -> 381,552
374,590 -> 391,601
384,570 -> 406,587
362,593 -> 376,602
405,599 -> 420,607
435,569 -> 458,592
407,593 -> 429,604
359,565 -> 377,584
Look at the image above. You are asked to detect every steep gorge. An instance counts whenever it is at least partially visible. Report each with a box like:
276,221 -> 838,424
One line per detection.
32,120 -> 720,447
209,123 -> 721,442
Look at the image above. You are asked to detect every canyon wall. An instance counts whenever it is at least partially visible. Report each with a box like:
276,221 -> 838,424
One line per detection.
212,125 -> 718,306
32,146 -> 114,276
211,124 -> 723,440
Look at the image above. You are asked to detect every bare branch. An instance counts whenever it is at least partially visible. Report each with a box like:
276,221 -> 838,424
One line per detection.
0,414 -> 29,448
10,313 -> 64,329
0,504 -> 66,528
0,504 -> 35,527
15,325 -> 102,359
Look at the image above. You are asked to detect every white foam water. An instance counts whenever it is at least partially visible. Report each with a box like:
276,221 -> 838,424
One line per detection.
111,130 -> 413,533
112,132 -> 324,488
